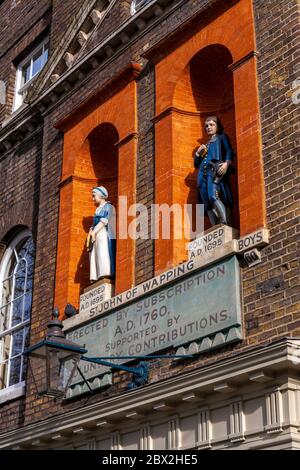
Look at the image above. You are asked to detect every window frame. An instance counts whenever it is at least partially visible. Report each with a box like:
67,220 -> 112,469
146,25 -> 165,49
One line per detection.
0,229 -> 34,402
13,37 -> 49,112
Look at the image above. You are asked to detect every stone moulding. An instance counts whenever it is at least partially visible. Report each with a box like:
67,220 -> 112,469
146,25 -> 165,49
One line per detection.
176,326 -> 243,358
66,373 -> 112,399
0,338 -> 299,449
0,0 -> 233,155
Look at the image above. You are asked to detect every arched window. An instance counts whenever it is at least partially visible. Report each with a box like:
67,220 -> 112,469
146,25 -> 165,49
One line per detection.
130,0 -> 151,15
0,229 -> 35,396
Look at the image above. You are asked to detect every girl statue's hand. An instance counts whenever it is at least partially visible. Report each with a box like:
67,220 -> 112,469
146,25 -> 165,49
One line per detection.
90,230 -> 96,242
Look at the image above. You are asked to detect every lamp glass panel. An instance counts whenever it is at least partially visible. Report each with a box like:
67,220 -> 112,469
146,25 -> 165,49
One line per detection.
47,347 -> 80,396
27,343 -> 48,396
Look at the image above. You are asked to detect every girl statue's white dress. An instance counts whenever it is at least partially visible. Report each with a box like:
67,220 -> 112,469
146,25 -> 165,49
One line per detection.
89,201 -> 116,282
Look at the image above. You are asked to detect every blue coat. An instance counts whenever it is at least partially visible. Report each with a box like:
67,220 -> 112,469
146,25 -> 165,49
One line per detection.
194,133 -> 234,210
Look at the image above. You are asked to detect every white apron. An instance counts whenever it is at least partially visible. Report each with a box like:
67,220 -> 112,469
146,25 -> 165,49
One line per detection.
89,208 -> 112,281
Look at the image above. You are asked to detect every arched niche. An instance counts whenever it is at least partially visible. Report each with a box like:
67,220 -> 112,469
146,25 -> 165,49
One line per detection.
88,122 -> 119,210
55,70 -> 139,312
173,44 -> 239,231
72,123 -> 120,293
153,0 -> 265,274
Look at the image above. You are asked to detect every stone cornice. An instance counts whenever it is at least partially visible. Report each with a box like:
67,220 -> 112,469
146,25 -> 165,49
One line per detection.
0,105 -> 42,157
0,0 -> 239,155
0,337 -> 299,449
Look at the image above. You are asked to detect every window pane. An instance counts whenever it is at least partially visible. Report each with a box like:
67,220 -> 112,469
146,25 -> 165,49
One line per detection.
20,327 -> 30,382
9,355 -> 22,386
12,258 -> 27,327
0,304 -> 11,332
14,259 -> 27,295
21,238 -> 34,322
11,295 -> 24,327
42,44 -> 49,67
32,48 -> 44,77
5,250 -> 17,278
23,290 -> 32,322
21,61 -> 31,85
11,328 -> 24,358
8,327 -> 29,386
19,237 -> 35,275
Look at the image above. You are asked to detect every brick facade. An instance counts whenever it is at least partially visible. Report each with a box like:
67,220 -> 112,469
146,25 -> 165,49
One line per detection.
0,0 -> 51,120
0,0 -> 299,443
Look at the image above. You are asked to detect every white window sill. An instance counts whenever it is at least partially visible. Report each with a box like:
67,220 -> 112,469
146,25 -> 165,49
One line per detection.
0,382 -> 25,405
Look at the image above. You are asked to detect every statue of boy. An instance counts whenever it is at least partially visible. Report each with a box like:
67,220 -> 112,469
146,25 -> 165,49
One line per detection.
194,116 -> 234,226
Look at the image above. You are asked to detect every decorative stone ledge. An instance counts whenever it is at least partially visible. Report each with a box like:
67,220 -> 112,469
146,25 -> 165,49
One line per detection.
175,326 -> 243,357
66,372 -> 112,399
0,338 -> 300,449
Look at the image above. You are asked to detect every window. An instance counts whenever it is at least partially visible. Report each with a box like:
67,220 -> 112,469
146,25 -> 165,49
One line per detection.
130,0 -> 151,15
0,230 -> 35,395
13,38 -> 49,111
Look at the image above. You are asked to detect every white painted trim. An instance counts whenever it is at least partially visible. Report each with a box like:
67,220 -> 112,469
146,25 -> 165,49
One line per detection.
13,37 -> 49,112
0,229 -> 32,389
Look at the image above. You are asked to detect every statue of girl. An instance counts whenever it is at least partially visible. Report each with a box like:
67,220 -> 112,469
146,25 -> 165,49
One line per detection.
88,186 -> 116,282
194,116 -> 234,226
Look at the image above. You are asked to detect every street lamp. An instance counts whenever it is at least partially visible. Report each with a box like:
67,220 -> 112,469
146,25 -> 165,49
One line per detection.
25,309 -> 191,399
25,309 -> 87,397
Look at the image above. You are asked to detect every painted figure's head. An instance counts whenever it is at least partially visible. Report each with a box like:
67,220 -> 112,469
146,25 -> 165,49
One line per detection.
205,116 -> 224,137
92,186 -> 108,205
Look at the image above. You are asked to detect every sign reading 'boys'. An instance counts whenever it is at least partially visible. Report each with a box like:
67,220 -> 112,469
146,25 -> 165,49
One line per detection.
67,256 -> 241,382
